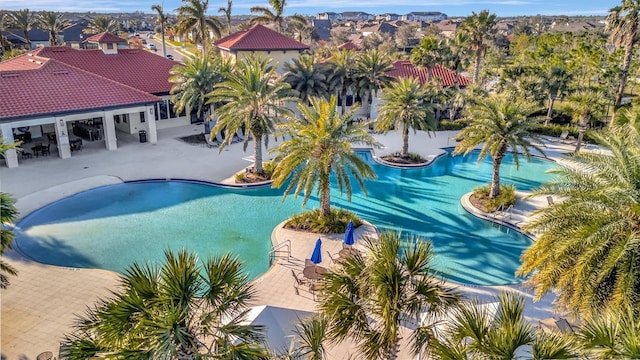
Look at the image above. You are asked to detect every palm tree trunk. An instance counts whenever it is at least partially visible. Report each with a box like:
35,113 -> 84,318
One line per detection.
574,116 -> 588,152
615,32 -> 637,108
401,125 -> 409,157
489,145 -> 506,198
161,23 -> 167,57
341,87 -> 347,115
544,95 -> 556,126
320,168 -> 331,217
253,132 -> 264,174
473,46 -> 482,84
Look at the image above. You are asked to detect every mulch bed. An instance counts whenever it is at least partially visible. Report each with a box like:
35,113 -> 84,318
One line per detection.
236,170 -> 270,184
381,155 -> 427,165
469,194 -> 493,213
177,133 -> 206,145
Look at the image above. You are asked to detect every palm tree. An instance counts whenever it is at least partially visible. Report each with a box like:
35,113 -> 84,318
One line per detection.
83,16 -> 117,34
460,10 -> 497,84
561,90 -> 604,152
210,55 -> 295,175
328,49 -> 357,115
375,77 -> 436,158
518,126 -> 640,318
218,0 -> 233,35
541,65 -> 573,126
319,231 -> 461,360
170,54 -> 228,124
411,36 -> 444,82
453,94 -> 544,198
36,11 -> 72,46
291,314 -> 330,360
174,0 -> 222,56
0,139 -> 20,289
151,4 -> 169,57
577,305 -> 640,359
8,9 -> 34,49
250,0 -> 288,33
353,50 -> 394,120
287,14 -> 312,43
606,0 -> 640,107
282,54 -> 330,104
444,31 -> 472,86
60,249 -> 268,358
428,292 -> 579,360
271,96 -> 379,217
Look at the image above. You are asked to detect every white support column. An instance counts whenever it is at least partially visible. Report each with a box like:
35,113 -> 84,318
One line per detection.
0,124 -> 18,168
54,117 -> 71,159
146,105 -> 158,144
103,110 -> 118,151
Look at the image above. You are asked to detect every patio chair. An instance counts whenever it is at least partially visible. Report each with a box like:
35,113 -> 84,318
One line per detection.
326,250 -> 339,266
547,196 -> 554,206
305,258 -> 315,268
555,318 -> 575,334
41,144 -> 50,156
204,134 -> 218,148
559,131 -> 576,144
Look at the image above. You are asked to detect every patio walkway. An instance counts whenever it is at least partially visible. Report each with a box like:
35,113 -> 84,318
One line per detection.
1,126 -> 580,359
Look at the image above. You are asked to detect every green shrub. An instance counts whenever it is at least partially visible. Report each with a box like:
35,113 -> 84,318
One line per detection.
471,184 -> 516,213
285,208 -> 363,234
438,120 -> 466,130
235,161 -> 275,182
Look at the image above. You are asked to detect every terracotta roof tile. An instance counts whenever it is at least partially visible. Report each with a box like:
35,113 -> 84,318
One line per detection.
387,60 -> 472,87
29,46 -> 176,94
337,41 -> 361,51
85,32 -> 126,43
214,24 -> 309,51
0,57 -> 159,120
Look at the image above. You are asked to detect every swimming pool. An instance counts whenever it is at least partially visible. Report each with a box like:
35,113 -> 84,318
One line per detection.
15,150 -> 555,285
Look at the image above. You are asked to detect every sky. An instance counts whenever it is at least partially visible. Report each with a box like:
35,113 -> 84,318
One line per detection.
1,0 -> 621,17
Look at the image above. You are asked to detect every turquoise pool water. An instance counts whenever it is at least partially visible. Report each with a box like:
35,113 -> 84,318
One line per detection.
15,151 -> 555,285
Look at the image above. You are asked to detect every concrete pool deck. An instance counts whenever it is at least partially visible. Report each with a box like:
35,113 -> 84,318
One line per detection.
1,125 -> 580,359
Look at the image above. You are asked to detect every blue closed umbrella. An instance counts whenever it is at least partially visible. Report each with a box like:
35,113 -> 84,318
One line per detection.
344,221 -> 355,246
310,238 -> 322,264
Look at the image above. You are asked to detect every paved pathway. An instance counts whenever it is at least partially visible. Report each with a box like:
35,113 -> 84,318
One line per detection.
1,127 -> 581,359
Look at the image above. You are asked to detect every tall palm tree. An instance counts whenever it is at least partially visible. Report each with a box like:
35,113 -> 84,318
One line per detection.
271,96 -> 378,217
561,90 -> 605,152
8,9 -> 34,49
211,55 -> 295,175
328,49 -> 357,115
541,65 -> 573,126
453,94 -> 544,198
170,54 -> 228,124
60,249 -> 268,358
319,231 -> 461,360
282,54 -> 330,104
460,9 -> 497,84
83,16 -> 117,34
444,31 -> 472,86
411,36 -> 444,82
606,0 -> 640,107
375,77 -> 436,158
36,11 -> 72,46
518,126 -> 640,318
250,0 -> 288,33
218,0 -> 233,35
175,0 -> 222,56
151,4 -> 169,57
353,50 -> 394,120
287,14 -> 312,43
0,12 -> 9,52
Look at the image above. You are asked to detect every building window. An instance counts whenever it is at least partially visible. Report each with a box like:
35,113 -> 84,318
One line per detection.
140,111 -> 146,123
114,114 -> 121,123
122,114 -> 129,123
159,100 -> 168,120
107,43 -> 114,49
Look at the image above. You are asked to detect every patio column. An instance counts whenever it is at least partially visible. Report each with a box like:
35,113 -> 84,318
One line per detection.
103,110 -> 118,151
146,105 -> 158,144
1,124 -> 18,168
54,117 -> 71,159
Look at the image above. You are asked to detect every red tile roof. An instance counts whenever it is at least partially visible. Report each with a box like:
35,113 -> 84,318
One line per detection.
387,60 -> 472,87
29,46 -> 176,94
337,41 -> 361,51
214,24 -> 309,51
85,32 -> 126,43
0,55 -> 159,120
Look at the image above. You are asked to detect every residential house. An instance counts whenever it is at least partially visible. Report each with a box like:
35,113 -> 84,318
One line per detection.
341,12 -> 374,21
360,23 -> 397,38
312,19 -> 332,42
0,32 -> 189,168
337,41 -> 361,51
434,19 -> 461,38
402,12 -> 448,22
213,24 -> 309,73
2,28 -> 49,49
316,12 -> 342,21
376,13 -> 401,21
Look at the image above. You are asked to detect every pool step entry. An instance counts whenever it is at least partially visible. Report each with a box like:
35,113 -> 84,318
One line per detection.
269,240 -> 291,265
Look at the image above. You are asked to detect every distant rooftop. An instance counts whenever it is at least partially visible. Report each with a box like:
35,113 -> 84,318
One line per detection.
214,24 -> 309,51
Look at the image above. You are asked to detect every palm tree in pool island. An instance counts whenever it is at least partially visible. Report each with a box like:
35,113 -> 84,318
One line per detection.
375,77 -> 436,159
453,94 -> 544,199
271,96 -> 379,218
211,55 -> 295,176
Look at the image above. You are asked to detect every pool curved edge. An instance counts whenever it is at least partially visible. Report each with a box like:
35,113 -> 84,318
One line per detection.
354,146 -> 452,169
460,192 -> 537,240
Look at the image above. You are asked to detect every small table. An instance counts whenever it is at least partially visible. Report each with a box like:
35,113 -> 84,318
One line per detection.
339,247 -> 360,258
31,145 -> 47,157
303,265 -> 327,281
36,351 -> 53,360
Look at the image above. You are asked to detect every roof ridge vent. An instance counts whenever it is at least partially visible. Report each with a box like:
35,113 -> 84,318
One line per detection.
52,48 -> 67,52
1,72 -> 19,78
52,70 -> 69,75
